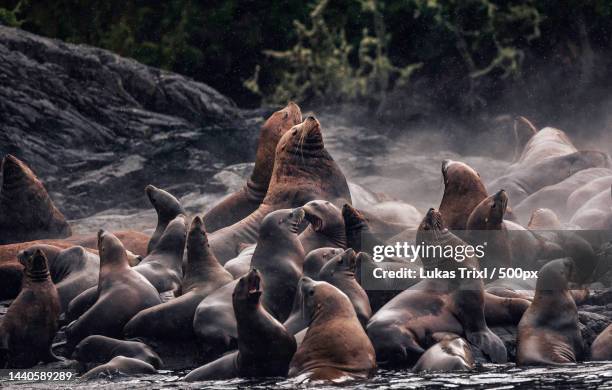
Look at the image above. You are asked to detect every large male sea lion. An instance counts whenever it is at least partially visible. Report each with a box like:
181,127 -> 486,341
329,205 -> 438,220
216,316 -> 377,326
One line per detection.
193,208 -> 305,358
0,249 -> 60,368
65,231 -> 161,351
439,159 -> 488,230
73,335 -> 163,370
591,323 -> 612,361
208,116 -> 351,263
184,269 -> 297,380
288,277 -> 376,382
0,154 -> 71,245
367,209 -> 507,367
204,102 -> 302,232
124,216 -> 233,340
413,334 -> 474,372
516,258 -> 584,365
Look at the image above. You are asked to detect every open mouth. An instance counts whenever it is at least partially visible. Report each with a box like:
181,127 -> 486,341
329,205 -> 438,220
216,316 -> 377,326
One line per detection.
247,269 -> 262,296
303,208 -> 323,232
289,208 -> 305,233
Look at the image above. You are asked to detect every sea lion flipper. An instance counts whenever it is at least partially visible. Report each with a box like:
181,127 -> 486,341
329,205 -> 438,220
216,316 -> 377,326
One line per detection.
465,328 -> 507,363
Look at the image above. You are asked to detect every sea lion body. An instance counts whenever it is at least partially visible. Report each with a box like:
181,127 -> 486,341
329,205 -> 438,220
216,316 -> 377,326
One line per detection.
0,249 -> 60,368
0,154 -> 70,245
439,160 -> 488,230
80,356 -> 156,380
208,116 -> 351,263
73,335 -> 163,370
567,175 -> 612,216
288,278 -> 376,382
570,186 -> 611,229
124,216 -> 233,340
510,127 -> 577,170
65,231 -> 161,351
591,323 -> 612,361
413,335 -> 474,372
516,258 -> 584,365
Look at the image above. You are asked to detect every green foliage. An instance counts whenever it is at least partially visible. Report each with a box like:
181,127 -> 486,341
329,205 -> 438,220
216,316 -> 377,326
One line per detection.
0,0 -> 24,27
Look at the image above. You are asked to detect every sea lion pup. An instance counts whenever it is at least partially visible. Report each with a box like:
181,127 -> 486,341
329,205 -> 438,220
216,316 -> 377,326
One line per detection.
184,269 -> 297,381
124,216 -> 233,340
510,125 -> 577,170
570,186 -> 611,229
0,249 -> 60,368
73,335 -> 163,370
439,159 -> 488,230
367,209 -> 507,368
133,215 -> 187,294
591,323 -> 612,361
516,258 -> 584,365
144,184 -> 185,253
303,247 -> 344,279
413,334 -> 475,372
204,102 -> 302,232
299,200 -> 347,254
17,245 -> 99,312
0,154 -> 71,245
567,175 -> 612,216
514,168 -> 612,223
80,356 -> 157,380
65,230 -> 161,352
193,208 -> 305,358
318,249 -> 372,328
208,116 -> 351,264
288,277 -> 376,382
488,151 -> 611,206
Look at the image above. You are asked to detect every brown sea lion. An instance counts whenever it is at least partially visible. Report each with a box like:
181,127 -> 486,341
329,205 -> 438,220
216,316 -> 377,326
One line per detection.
591,323 -> 612,361
303,247 -> 344,279
204,102 -> 302,232
124,216 -> 233,340
208,116 -> 351,264
367,209 -> 507,368
510,126 -> 577,170
17,245 -> 99,312
73,335 -> 163,370
65,231 -> 161,352
80,356 -> 157,380
516,258 -> 584,365
439,159 -> 488,230
144,184 -> 186,253
184,269 -> 297,380
288,277 -> 376,382
413,334 -> 475,372
193,208 -> 305,358
133,215 -> 187,294
299,199 -> 347,254
514,168 -> 612,223
488,151 -> 611,206
0,154 -> 71,245
567,175 -> 612,216
0,249 -> 60,368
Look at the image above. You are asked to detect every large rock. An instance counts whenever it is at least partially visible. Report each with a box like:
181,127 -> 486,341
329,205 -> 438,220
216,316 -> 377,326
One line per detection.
0,26 -> 264,218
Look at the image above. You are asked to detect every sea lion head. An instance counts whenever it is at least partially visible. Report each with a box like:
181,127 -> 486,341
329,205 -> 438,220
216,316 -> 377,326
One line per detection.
302,200 -> 344,233
233,268 -> 263,308
145,185 -> 184,222
275,116 -> 326,160
187,215 -> 210,254
319,248 -> 357,280
440,159 -> 487,230
259,207 -> 305,238
303,247 -> 344,279
342,203 -> 370,251
298,277 -> 353,324
467,189 -> 508,230
537,258 -> 574,291
97,230 -> 128,267
418,208 -> 446,233
21,248 -> 51,282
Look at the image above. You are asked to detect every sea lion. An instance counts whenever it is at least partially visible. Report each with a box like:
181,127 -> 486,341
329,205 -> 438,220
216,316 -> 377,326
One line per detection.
303,247 -> 344,279
208,116 -> 351,263
516,258 -> 584,365
17,245 -> 99,312
0,249 -> 60,368
413,334 -> 475,372
144,184 -> 186,253
510,126 -> 577,170
318,249 -> 371,327
439,159 -> 488,230
193,208 -> 305,358
361,201 -> 422,229
487,151 -> 610,206
0,154 -> 71,245
514,168 -> 612,223
80,356 -> 157,380
527,208 -> 562,230
204,102 -> 302,232
133,215 -> 187,294
184,269 -> 297,380
288,277 -> 376,382
299,199 -> 347,254
124,216 -> 233,340
65,230 -> 161,351
591,323 -> 612,361
366,209 -> 507,368
567,175 -> 612,216
570,186 -> 611,229
73,335 -> 163,370
223,245 -> 255,279
342,203 -> 391,255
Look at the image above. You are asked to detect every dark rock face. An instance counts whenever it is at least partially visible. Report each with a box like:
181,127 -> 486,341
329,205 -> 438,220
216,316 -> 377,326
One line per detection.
0,26 -> 264,218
